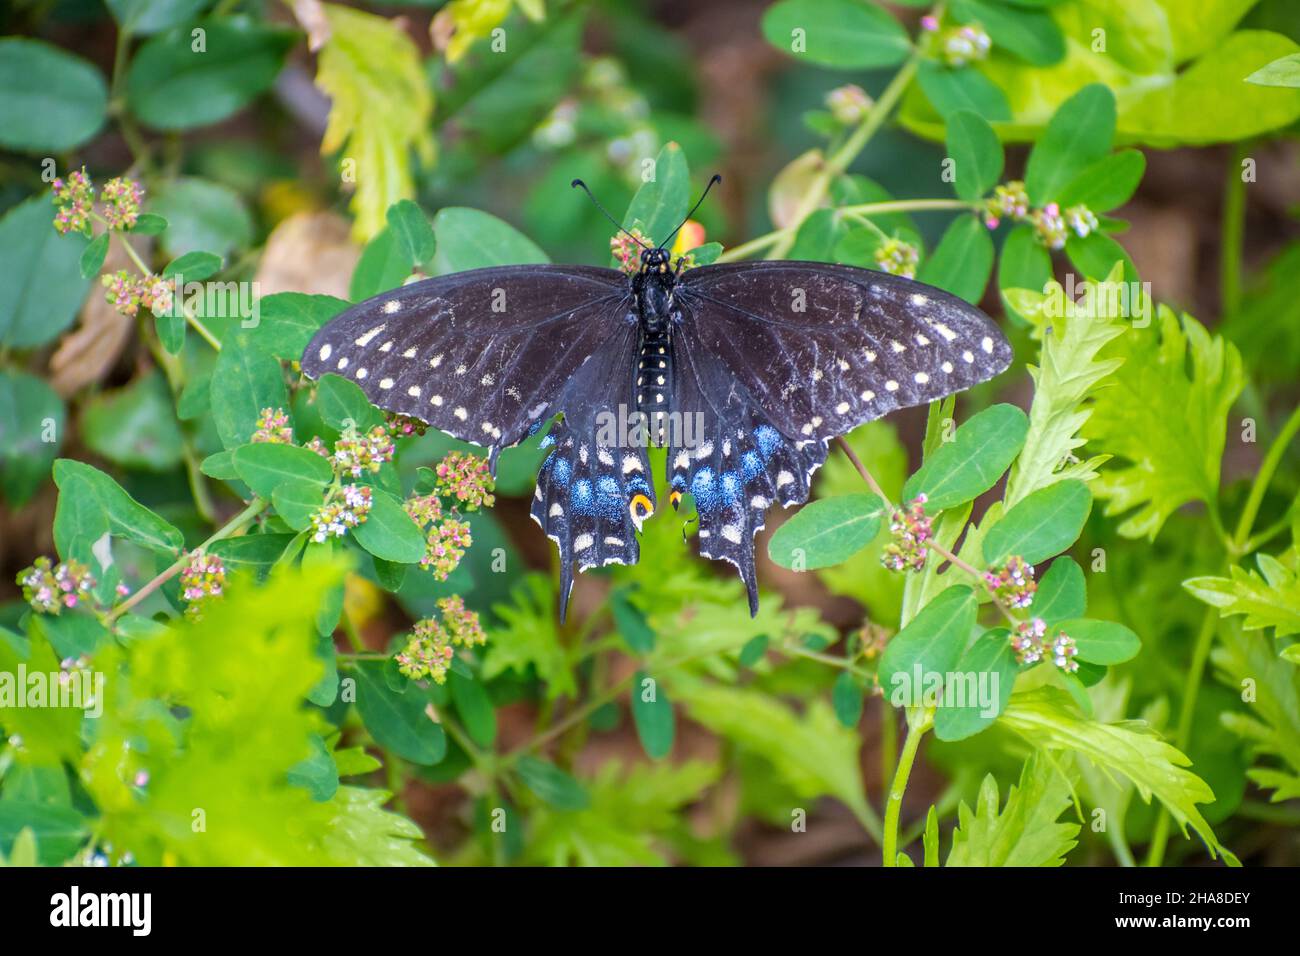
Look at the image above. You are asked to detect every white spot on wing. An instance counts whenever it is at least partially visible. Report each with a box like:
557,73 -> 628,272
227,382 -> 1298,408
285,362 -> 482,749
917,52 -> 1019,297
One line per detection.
319,344 -> 332,361
355,325 -> 385,347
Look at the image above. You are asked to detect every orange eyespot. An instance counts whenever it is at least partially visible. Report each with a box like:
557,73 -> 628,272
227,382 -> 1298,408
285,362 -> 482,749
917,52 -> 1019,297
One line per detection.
669,490 -> 682,510
630,493 -> 655,519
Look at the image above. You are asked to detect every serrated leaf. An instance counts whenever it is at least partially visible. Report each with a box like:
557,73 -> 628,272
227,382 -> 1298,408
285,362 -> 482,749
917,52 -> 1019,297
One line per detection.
947,752 -> 1079,866
1185,553 -> 1300,637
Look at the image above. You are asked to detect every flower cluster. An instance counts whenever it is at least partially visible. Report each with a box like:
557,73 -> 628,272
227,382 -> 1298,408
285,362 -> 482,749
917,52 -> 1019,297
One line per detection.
100,177 -> 144,230
435,451 -> 496,510
406,493 -> 474,581
1050,631 -> 1079,672
874,237 -> 920,280
332,425 -> 395,477
881,494 -> 932,572
1065,204 -> 1099,239
983,181 -> 1030,230
395,597 -> 487,683
611,227 -> 654,276
252,407 -> 294,444
17,557 -> 96,614
1009,618 -> 1079,671
826,84 -> 873,125
58,654 -> 93,687
385,412 -> 428,438
922,18 -> 991,67
52,168 -> 94,236
984,556 -> 1036,609
100,271 -> 172,318
179,551 -> 226,617
310,484 -> 373,543
1030,202 -> 1099,249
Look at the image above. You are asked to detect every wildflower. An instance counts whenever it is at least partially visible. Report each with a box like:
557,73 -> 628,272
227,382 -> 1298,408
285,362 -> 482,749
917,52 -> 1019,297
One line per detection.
826,84 -> 873,125
435,451 -> 496,510
18,557 -> 96,614
179,551 -> 226,617
1065,203 -> 1099,239
939,24 -> 991,67
881,494 -> 932,572
309,484 -> 373,543
404,492 -> 444,527
139,276 -> 173,318
1011,617 -> 1047,665
438,595 -> 485,647
920,15 -> 940,32
102,270 -> 143,317
100,177 -> 145,230
396,618 -> 455,683
1031,202 -> 1068,250
984,555 -> 1037,609
874,237 -> 920,280
611,227 -> 654,276
423,516 -> 472,581
1050,631 -> 1079,672
251,407 -> 294,444
332,424 -> 395,477
385,412 -> 427,438
52,168 -> 93,236
983,180 -> 1029,229
58,655 -> 92,687
303,436 -> 330,458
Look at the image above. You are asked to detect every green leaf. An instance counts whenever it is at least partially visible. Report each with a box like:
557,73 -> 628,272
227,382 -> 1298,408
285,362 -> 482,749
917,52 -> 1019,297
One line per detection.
997,223 -> 1052,323
254,292 -> 349,361
1066,232 -> 1137,285
321,786 -> 433,866
0,802 -> 86,866
767,493 -> 884,570
832,671 -> 865,728
0,368 -> 64,506
879,586 -> 978,696
738,634 -> 769,668
53,459 -> 185,557
348,227 -> 412,301
1000,686 -> 1235,864
131,212 -> 169,235
431,207 -> 548,275
631,671 -> 675,760
952,0 -> 1065,66
483,574 -> 579,701
0,194 -> 91,348
0,38 -> 107,152
1060,618 -> 1140,664
1025,84 -> 1116,205
449,668 -> 497,749
162,249 -> 223,281
126,18 -> 296,130
516,756 -> 590,811
314,372 -> 383,432
945,110 -> 1004,202
621,141 -> 690,246
272,482 -> 323,532
385,199 -> 437,267
1057,149 -> 1146,212
917,61 -> 1011,121
79,232 -> 109,279
208,532 -> 300,574
610,589 -> 655,654
933,627 -> 1018,741
904,404 -> 1029,511
761,0 -> 912,69
287,734 -> 339,802
200,449 -> 238,480
81,371 -> 184,471
352,490 -> 426,564
982,479 -> 1091,565
1185,553 -> 1300,637
149,176 -> 253,259
947,753 -> 1079,866
1246,51 -> 1300,86
1034,557 -> 1086,624
156,309 -> 185,355
351,662 -> 446,765
232,443 -> 332,499
1083,306 -> 1244,539
107,0 -> 213,35
210,331 -> 288,449
917,215 -> 995,305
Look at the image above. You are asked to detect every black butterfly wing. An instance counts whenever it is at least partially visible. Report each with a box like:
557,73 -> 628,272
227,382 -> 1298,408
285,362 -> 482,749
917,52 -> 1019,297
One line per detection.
529,313 -> 655,620
671,261 -> 1012,612
301,265 -> 628,467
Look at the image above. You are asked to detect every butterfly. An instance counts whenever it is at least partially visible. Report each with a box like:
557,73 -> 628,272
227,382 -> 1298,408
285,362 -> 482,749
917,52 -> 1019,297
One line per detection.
301,176 -> 1013,620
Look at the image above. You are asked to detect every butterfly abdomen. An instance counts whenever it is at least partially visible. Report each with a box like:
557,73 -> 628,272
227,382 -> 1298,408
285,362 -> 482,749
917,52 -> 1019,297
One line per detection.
635,328 -> 672,447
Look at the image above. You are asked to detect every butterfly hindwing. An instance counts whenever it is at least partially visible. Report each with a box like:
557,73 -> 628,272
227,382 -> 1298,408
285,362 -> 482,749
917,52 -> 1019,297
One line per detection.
301,265 -> 627,465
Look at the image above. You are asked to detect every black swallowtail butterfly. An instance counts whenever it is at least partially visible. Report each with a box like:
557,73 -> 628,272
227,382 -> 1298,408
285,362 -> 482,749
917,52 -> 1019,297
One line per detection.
302,177 -> 1012,619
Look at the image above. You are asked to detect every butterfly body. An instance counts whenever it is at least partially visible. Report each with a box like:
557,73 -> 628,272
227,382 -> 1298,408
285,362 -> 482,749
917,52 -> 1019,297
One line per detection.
303,251 -> 1012,620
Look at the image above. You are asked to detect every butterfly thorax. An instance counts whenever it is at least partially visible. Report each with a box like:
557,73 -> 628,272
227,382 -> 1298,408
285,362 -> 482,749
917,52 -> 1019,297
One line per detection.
632,259 -> 676,445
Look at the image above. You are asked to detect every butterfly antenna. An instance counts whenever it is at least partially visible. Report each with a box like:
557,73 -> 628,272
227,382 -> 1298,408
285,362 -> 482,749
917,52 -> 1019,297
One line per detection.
658,174 -> 722,252
571,179 -> 649,250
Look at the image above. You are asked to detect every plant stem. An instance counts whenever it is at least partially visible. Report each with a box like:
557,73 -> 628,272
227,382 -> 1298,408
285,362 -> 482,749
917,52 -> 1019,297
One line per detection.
880,703 -> 897,798
882,709 -> 930,866
1232,402 -> 1300,552
1220,141 -> 1248,319
107,496 -> 266,622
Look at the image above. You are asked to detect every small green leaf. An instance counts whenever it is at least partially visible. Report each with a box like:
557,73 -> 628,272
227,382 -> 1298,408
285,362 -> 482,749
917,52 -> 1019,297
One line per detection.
0,195 -> 91,348
738,634 -> 769,668
515,756 -> 590,810
917,214 -> 995,304
431,207 -> 548,275
631,671 -> 675,760
253,293 -> 350,361
945,110 -> 1003,202
832,671 -> 864,728
149,176 -> 252,259
52,459 -> 185,558
879,586 -> 977,697
386,199 -> 437,267
0,38 -> 107,152
79,232 -> 109,279
761,0 -> 911,70
1246,51 -> 1300,88
232,443 -> 332,499
200,449 -> 238,480
0,802 -> 86,866
162,249 -> 222,280
610,589 -> 655,654
998,222 -> 1052,323
1025,84 -> 1116,206
449,668 -> 497,749
349,227 -> 412,301
352,490 -> 427,564
131,213 -> 169,235
351,661 -> 446,765
1060,618 -> 1140,664
932,627 -> 1017,742
1034,557 -> 1086,624
156,310 -> 185,355
621,141 -> 690,246
81,371 -> 184,471
904,404 -> 1029,511
314,372 -> 384,432
982,479 -> 1091,565
272,482 -> 323,532
1057,149 -> 1145,213
917,61 -> 1010,121
210,332 -> 288,449
767,493 -> 884,570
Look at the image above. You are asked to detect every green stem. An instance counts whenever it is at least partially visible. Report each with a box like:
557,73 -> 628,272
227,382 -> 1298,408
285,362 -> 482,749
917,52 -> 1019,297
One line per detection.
1233,402 -> 1300,552
1220,141 -> 1248,319
880,703 -> 897,798
882,709 -> 930,866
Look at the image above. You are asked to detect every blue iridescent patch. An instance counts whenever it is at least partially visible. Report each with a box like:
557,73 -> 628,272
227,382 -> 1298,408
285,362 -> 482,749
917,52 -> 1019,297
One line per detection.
552,456 -> 572,487
691,466 -> 718,511
740,450 -> 763,481
571,477 -> 594,513
754,425 -> 783,459
721,471 -> 742,504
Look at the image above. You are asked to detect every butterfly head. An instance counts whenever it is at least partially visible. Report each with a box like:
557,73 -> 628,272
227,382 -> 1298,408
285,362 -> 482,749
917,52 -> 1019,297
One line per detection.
640,247 -> 672,274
